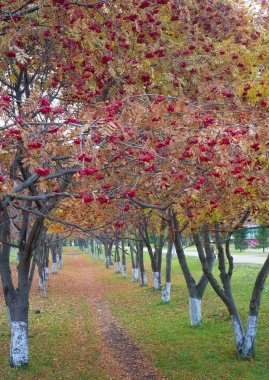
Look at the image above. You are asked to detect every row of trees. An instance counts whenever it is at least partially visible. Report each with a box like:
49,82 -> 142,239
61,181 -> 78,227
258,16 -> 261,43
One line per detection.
0,0 -> 268,367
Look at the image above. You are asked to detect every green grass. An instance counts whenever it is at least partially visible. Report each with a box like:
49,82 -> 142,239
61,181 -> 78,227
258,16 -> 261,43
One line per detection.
88,250 -> 269,380
184,244 -> 268,256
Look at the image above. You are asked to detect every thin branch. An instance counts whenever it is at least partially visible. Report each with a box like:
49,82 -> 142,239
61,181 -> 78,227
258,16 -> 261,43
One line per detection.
130,197 -> 174,211
13,173 -> 39,192
9,192 -> 79,202
70,0 -> 107,7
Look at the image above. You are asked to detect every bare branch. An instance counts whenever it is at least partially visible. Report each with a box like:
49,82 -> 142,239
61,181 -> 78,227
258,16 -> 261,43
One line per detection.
130,197 -> 174,211
9,192 -> 79,202
70,0 -> 107,7
13,173 -> 39,193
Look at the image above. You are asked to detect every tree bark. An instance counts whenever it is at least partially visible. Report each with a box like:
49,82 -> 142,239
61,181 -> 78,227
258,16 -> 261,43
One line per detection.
121,240 -> 126,278
114,237 -> 121,273
136,238 -> 147,285
162,241 -> 172,302
130,240 -> 139,281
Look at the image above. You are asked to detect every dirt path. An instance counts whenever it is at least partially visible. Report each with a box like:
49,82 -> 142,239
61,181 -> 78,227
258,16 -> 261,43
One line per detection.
62,252 -> 165,380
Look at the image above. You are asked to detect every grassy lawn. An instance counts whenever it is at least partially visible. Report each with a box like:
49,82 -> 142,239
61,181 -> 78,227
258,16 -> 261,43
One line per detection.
88,250 -> 269,380
183,244 -> 268,255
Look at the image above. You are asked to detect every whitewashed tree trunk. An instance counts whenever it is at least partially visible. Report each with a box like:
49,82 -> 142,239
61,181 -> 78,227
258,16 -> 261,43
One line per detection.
231,315 -> 257,357
152,272 -> 161,289
105,257 -> 110,268
231,315 -> 244,353
189,298 -> 202,326
122,265 -> 127,278
10,321 -> 28,367
140,271 -> 147,286
114,262 -> 121,273
59,260 -> 63,269
38,276 -> 44,291
56,254 -> 59,263
6,306 -> 11,327
132,268 -> 139,282
161,283 -> 171,302
44,267 -> 49,280
51,262 -> 57,274
117,262 -> 121,272
241,316 -> 257,356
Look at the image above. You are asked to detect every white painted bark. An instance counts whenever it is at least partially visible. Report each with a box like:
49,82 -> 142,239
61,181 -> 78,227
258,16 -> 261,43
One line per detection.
85,247 -> 89,253
152,272 -> 161,289
51,263 -> 57,274
114,262 -> 121,273
189,298 -> 202,326
231,315 -> 244,352
39,276 -> 44,291
56,254 -> 59,263
105,257 -> 110,268
45,267 -> 49,281
6,306 -> 11,327
161,282 -> 171,302
98,253 -> 103,261
132,268 -> 139,282
140,271 -> 147,286
10,321 -> 28,367
241,316 -> 257,356
122,265 -> 127,278
59,260 -> 63,269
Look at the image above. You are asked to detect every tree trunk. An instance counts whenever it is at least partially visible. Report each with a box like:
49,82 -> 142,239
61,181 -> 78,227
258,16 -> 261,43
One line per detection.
45,267 -> 49,281
51,238 -> 57,274
137,239 -> 147,285
162,241 -> 172,302
104,243 -> 110,268
173,216 -> 202,325
121,240 -> 126,278
140,271 -> 147,286
189,297 -> 202,326
51,262 -> 57,273
231,314 -> 244,355
108,242 -> 113,265
114,238 -> 121,273
98,242 -> 103,261
241,316 -> 258,356
57,239 -> 63,269
155,229 -> 165,290
130,241 -> 139,281
10,320 -> 28,367
139,219 -> 158,287
45,244 -> 49,280
9,255 -> 34,367
152,271 -> 161,290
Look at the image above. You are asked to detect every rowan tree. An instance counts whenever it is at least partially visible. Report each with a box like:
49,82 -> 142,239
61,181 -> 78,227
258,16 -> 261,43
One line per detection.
0,0 -> 269,367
